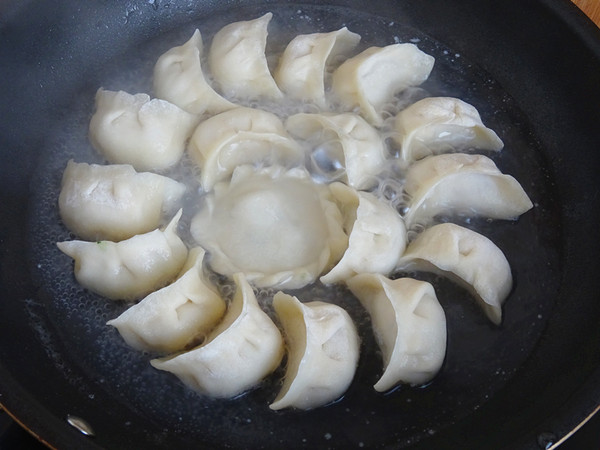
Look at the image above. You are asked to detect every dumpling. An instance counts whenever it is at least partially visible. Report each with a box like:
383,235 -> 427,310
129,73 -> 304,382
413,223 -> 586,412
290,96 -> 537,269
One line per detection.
285,112 -> 386,189
57,210 -> 188,301
89,89 -> 198,171
331,43 -> 435,126
274,27 -> 361,107
107,247 -> 226,353
393,97 -> 504,162
190,165 -> 347,290
151,272 -> 284,398
153,29 -> 236,115
320,183 -> 407,284
346,274 -> 446,392
209,13 -> 283,101
269,292 -> 360,410
188,107 -> 305,192
402,153 -> 534,229
58,160 -> 186,241
395,222 -> 512,325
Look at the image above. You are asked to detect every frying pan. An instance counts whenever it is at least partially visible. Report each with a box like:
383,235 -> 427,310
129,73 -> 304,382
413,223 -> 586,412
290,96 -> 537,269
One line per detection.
1,0 -> 599,448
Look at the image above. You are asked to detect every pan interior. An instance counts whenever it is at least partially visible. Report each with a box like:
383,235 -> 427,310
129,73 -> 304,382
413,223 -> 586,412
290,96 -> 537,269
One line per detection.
24,4 -> 561,449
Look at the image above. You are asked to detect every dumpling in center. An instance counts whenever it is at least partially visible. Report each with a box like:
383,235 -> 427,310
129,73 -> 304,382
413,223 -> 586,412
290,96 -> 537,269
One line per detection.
191,166 -> 347,289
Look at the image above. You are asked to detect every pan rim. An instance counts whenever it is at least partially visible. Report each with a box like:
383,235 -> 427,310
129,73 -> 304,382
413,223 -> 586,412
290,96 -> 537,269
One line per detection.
1,0 -> 599,449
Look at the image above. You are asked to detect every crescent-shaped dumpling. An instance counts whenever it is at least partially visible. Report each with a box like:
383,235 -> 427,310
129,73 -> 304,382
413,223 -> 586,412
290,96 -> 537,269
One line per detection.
190,165 -> 347,290
274,27 -> 361,107
150,272 -> 284,398
107,247 -> 226,353
331,43 -> 435,126
89,89 -> 198,171
346,274 -> 446,392
58,160 -> 186,241
393,97 -> 504,162
57,210 -> 188,301
395,222 -> 512,325
269,292 -> 360,410
285,112 -> 387,189
320,183 -> 407,284
188,107 -> 305,192
153,29 -> 236,115
209,13 -> 283,101
402,153 -> 534,229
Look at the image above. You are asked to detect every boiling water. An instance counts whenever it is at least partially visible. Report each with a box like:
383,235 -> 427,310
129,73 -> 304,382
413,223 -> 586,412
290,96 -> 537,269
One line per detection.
26,5 -> 561,449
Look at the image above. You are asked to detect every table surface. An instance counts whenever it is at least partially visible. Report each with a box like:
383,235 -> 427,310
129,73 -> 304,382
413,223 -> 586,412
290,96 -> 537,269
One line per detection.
572,0 -> 600,26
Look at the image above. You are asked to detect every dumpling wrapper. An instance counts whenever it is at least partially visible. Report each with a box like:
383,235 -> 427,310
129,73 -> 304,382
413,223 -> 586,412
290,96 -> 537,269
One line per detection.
331,43 -> 435,126
320,183 -> 407,284
151,272 -> 284,398
285,112 -> 387,190
270,292 -> 360,410
191,166 -> 348,289
274,27 -> 361,107
188,107 -> 305,192
89,89 -> 198,171
57,210 -> 188,301
395,222 -> 512,325
347,274 -> 446,391
58,160 -> 186,241
153,29 -> 236,115
209,13 -> 283,101
107,247 -> 226,353
393,97 -> 504,162
402,153 -> 534,229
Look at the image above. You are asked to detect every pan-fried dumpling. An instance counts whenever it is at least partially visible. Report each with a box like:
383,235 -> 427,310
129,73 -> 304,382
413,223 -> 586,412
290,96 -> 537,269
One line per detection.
395,222 -> 512,325
151,272 -> 284,398
392,97 -> 504,162
188,107 -> 305,192
402,153 -> 533,229
153,29 -> 236,115
209,13 -> 283,101
190,165 -> 347,290
57,210 -> 187,301
107,247 -> 226,353
285,112 -> 386,189
269,292 -> 360,410
89,89 -> 198,171
58,160 -> 186,241
274,27 -> 361,107
320,183 -> 407,284
331,43 -> 435,126
346,274 -> 446,391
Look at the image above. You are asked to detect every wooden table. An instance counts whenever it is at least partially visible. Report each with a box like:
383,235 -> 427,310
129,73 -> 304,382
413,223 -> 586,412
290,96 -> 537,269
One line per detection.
572,0 -> 600,26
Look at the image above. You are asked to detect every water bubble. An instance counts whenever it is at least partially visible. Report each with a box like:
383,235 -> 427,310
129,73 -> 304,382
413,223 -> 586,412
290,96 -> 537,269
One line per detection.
310,141 -> 346,182
537,432 -> 557,449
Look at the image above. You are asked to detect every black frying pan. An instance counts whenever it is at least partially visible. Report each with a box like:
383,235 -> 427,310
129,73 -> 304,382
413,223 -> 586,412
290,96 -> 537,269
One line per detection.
1,1 -> 599,449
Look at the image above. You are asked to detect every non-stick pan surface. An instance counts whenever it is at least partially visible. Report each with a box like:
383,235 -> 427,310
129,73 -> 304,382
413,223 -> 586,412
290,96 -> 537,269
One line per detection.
1,1 -> 599,449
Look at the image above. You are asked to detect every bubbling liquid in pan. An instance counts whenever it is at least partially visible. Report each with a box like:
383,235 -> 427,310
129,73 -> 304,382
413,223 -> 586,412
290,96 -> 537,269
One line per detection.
26,7 -> 558,448
54,13 -> 527,401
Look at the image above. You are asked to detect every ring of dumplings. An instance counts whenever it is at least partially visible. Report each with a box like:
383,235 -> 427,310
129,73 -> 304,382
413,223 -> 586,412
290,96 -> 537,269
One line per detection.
56,13 -> 533,410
